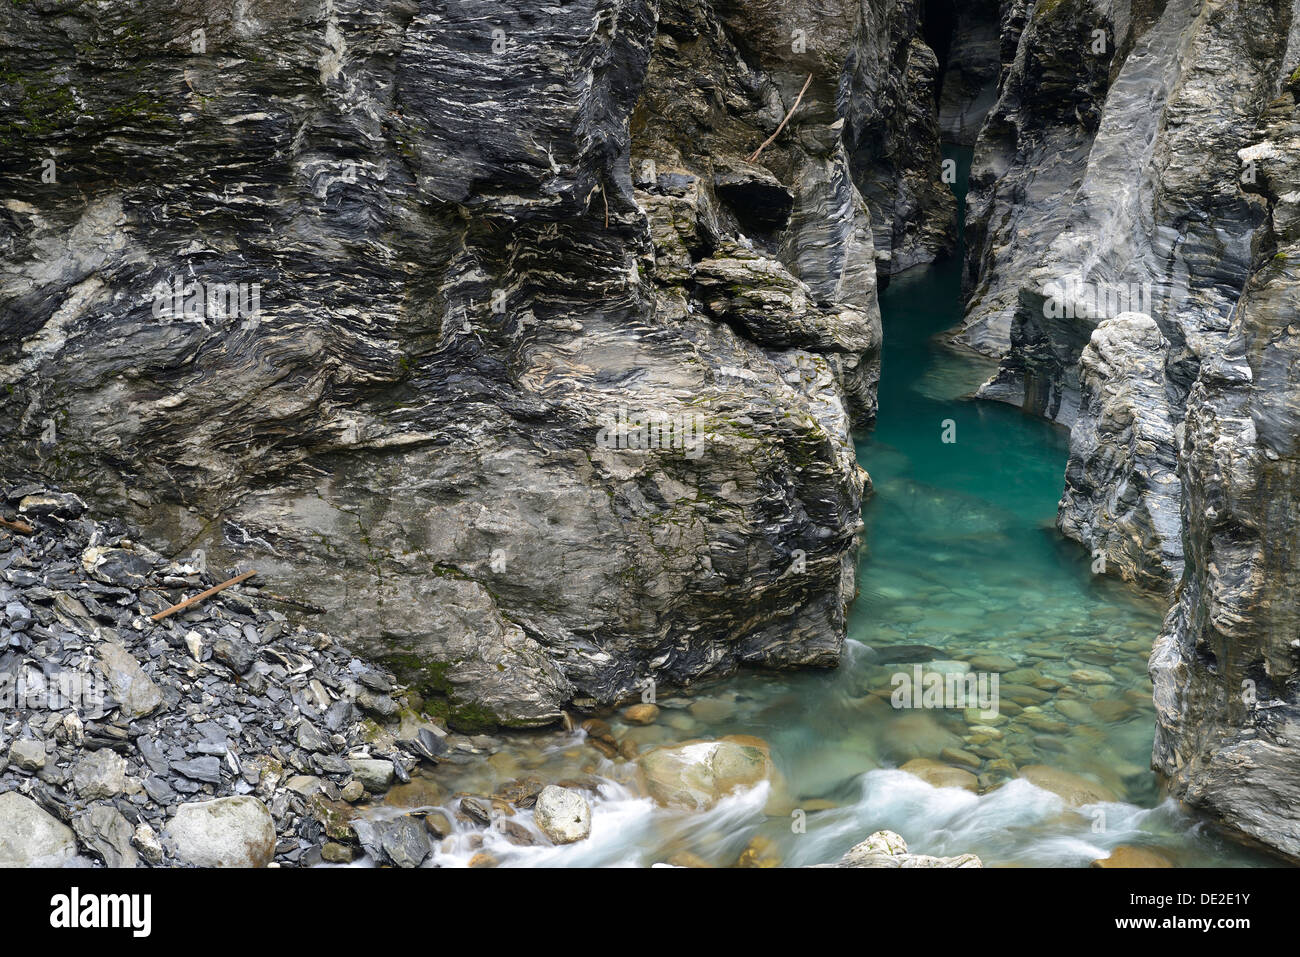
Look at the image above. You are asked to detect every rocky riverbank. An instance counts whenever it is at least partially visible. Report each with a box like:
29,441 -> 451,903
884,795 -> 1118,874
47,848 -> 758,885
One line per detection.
4,479 -> 991,868
0,479 -> 463,867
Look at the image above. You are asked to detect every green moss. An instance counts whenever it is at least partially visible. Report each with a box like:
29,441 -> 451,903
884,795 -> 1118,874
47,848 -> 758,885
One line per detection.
379,655 -> 502,733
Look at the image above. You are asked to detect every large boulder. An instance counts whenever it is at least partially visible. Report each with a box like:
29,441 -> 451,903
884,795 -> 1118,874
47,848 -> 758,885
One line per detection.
163,797 -> 276,868
637,737 -> 773,810
0,792 -> 78,867
1017,765 -> 1117,807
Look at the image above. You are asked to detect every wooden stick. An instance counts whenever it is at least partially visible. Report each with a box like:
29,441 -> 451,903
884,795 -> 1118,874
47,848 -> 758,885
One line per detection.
150,569 -> 257,622
748,73 -> 814,163
0,516 -> 34,535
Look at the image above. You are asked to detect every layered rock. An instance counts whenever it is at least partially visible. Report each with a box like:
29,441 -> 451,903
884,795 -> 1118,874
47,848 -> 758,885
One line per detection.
955,1 -> 1300,859
0,1 -> 956,729
1151,68 -> 1300,860
962,0 -> 1283,423
933,0 -> 1003,146
839,0 -> 958,274
1058,313 -> 1183,592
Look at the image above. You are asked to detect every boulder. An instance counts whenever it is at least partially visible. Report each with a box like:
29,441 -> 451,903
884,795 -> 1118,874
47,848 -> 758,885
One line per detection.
637,737 -> 773,810
72,748 -> 129,800
827,830 -> 982,868
1018,765 -> 1117,806
163,797 -> 276,868
0,793 -> 78,867
533,785 -> 591,845
1091,845 -> 1174,868
900,758 -> 979,792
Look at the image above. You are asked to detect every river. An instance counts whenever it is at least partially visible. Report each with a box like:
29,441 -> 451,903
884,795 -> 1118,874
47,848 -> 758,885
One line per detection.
371,149 -> 1269,868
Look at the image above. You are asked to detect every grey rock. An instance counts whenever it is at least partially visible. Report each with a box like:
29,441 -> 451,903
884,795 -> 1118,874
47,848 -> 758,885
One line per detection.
8,737 -> 47,771
1151,71 -> 1300,862
72,749 -> 130,800
0,792 -> 79,867
347,759 -> 395,794
212,637 -> 255,675
1058,314 -> 1183,593
533,785 -> 592,845
822,829 -> 982,868
295,721 -> 331,754
73,804 -> 139,868
171,757 -> 222,784
353,814 -> 432,869
163,796 -> 276,868
97,642 -> 163,720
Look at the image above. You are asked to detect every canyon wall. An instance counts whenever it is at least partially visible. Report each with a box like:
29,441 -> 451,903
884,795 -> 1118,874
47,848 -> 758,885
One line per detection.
0,0 -> 952,729
960,0 -> 1300,859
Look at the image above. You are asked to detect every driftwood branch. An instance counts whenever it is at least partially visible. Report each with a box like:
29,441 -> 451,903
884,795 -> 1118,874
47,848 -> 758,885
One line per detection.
150,569 -> 257,622
0,516 -> 34,535
748,74 -> 814,163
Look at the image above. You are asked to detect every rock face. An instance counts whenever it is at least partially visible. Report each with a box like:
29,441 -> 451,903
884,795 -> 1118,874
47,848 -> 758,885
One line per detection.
934,0 -> 1002,146
0,0 -> 957,730
1151,67 -> 1300,862
1057,314 -> 1183,593
955,3 -> 1300,861
163,796 -> 276,868
0,792 -> 79,867
962,0 -> 1285,426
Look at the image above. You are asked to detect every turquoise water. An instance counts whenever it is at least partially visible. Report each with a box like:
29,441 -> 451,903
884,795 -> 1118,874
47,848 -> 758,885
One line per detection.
380,151 -> 1270,868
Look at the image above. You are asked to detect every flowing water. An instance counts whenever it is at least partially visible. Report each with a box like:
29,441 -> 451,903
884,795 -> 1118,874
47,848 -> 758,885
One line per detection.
367,149 -> 1270,868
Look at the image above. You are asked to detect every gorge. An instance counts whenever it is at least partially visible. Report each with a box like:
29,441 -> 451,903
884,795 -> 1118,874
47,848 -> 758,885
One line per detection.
2,0 -> 1300,868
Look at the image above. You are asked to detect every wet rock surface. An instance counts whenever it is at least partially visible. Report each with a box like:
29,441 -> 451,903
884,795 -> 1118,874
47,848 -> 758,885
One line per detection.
821,829 -> 982,868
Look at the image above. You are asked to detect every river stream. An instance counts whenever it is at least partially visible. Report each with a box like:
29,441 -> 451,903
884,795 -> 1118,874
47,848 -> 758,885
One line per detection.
368,149 -> 1270,868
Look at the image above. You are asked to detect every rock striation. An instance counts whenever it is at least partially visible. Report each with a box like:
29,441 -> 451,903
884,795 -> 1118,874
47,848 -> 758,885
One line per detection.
0,0 -> 959,730
1150,66 -> 1300,862
958,0 -> 1300,861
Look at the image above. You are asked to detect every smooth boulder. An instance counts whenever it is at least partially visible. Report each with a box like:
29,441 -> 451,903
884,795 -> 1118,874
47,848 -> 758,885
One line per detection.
533,785 -> 592,845
163,796 -> 276,867
0,793 -> 78,867
637,737 -> 773,811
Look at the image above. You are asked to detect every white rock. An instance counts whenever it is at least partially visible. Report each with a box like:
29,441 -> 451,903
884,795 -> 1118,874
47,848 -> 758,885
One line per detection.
164,796 -> 276,867
0,792 -> 78,867
533,785 -> 591,845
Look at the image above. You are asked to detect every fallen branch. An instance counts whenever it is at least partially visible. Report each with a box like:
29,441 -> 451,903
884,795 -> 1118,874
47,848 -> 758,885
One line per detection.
748,73 -> 814,163
150,569 -> 257,622
0,516 -> 34,535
